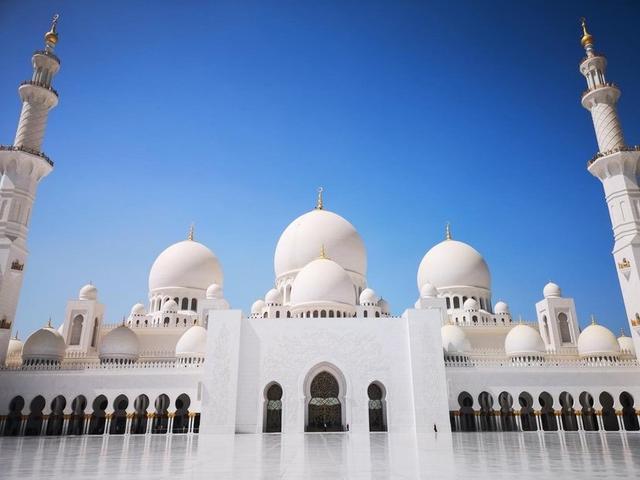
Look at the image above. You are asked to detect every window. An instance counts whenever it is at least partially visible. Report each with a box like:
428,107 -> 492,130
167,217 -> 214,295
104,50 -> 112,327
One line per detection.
69,315 -> 84,345
558,313 -> 571,343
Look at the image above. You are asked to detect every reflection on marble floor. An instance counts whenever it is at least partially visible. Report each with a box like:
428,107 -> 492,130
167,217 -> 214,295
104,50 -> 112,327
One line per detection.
1,432 -> 639,479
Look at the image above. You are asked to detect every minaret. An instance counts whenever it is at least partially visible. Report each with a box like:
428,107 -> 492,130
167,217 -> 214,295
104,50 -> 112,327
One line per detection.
0,15 -> 59,363
579,19 -> 640,355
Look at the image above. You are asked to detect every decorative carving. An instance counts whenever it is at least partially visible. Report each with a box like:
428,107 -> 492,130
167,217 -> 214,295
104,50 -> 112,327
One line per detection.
632,313 -> 640,327
618,257 -> 631,270
10,260 -> 24,271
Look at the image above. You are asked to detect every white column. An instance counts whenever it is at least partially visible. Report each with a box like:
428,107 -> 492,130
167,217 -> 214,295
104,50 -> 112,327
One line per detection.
557,412 -> 564,431
596,413 -> 604,431
577,413 -> 584,431
104,416 -> 111,435
146,414 -> 153,434
40,416 -> 47,435
535,413 -> 543,431
617,412 -> 625,431
125,415 -> 132,435
167,414 -> 174,434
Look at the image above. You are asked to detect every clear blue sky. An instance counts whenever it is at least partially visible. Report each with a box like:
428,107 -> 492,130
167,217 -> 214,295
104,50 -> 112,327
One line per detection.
1,0 -> 638,337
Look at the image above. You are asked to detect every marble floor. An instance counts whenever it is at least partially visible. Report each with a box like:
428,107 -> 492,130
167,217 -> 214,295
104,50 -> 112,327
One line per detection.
1,432 -> 639,479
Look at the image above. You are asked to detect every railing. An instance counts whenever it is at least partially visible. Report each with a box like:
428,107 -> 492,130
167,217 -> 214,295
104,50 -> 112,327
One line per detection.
588,145 -> 640,166
19,80 -> 59,98
0,144 -> 54,167
445,356 -> 640,369
581,82 -> 618,99
33,49 -> 61,64
0,358 -> 203,372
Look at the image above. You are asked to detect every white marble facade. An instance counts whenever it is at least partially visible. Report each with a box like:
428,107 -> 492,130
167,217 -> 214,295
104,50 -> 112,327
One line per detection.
2,18 -> 640,438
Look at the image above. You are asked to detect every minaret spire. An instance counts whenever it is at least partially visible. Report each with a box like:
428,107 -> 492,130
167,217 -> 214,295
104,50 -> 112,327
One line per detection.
580,20 -> 640,359
445,222 -> 452,240
0,18 -> 59,364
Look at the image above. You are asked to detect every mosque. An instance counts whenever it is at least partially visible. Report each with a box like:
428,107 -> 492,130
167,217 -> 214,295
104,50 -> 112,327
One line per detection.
0,16 -> 640,437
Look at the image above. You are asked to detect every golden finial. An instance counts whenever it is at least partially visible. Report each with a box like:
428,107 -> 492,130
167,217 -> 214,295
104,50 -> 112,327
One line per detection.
319,244 -> 328,259
580,17 -> 594,48
445,222 -> 452,240
45,14 -> 60,48
188,223 -> 195,241
46,316 -> 52,328
620,328 -> 626,337
316,187 -> 324,210
590,314 -> 597,325
121,316 -> 126,326
518,315 -> 523,324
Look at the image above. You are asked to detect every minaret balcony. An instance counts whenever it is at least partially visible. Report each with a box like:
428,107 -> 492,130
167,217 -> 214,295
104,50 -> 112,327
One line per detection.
581,83 -> 620,110
32,49 -> 61,65
0,144 -> 54,167
19,80 -> 59,98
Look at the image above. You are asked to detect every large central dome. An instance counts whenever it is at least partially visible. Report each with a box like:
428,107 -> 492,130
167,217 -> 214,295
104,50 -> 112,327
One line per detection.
417,238 -> 490,291
274,209 -> 367,281
149,239 -> 223,292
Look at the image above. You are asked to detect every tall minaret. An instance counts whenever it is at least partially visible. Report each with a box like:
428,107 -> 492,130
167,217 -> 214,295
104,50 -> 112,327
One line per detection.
0,15 -> 59,363
579,19 -> 640,355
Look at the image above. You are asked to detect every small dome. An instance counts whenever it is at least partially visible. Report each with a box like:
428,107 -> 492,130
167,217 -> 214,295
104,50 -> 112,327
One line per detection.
265,288 -> 283,306
618,335 -> 636,356
149,239 -> 223,292
22,326 -> 66,362
359,288 -> 379,305
420,283 -> 438,299
206,283 -> 223,300
176,325 -> 207,358
463,298 -> 479,311
578,324 -> 620,357
162,299 -> 178,313
79,284 -> 97,301
504,324 -> 545,357
417,239 -> 491,292
290,258 -> 355,308
494,301 -> 509,315
251,299 -> 265,315
130,303 -> 146,315
274,209 -> 367,282
442,324 -> 471,354
99,325 -> 140,362
378,298 -> 390,314
7,337 -> 23,358
543,282 -> 562,298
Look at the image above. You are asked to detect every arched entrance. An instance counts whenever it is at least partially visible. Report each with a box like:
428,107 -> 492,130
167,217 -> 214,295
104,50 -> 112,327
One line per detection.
307,371 -> 343,432
368,382 -> 386,432
264,383 -> 283,433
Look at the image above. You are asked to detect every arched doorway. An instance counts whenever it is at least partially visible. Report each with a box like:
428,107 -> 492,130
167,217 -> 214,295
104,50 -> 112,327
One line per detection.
25,396 -> 46,436
620,391 -> 639,431
559,391 -> 578,431
110,395 -> 129,434
173,394 -> 191,434
518,392 -> 536,431
368,382 -> 386,432
68,395 -> 87,435
498,391 -> 516,431
478,391 -> 496,431
152,394 -> 170,434
3,396 -> 25,436
579,391 -> 598,431
88,395 -> 108,435
264,383 -> 283,433
131,394 -> 149,434
599,392 -> 618,431
458,391 -> 476,432
307,371 -> 343,432
539,392 -> 557,431
46,395 -> 66,435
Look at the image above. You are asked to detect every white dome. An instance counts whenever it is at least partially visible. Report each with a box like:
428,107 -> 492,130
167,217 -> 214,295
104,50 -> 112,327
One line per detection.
206,283 -> 223,300
359,288 -> 379,305
162,299 -> 178,313
504,324 -> 545,357
441,324 -> 471,354
378,298 -> 390,314
420,283 -> 438,298
494,301 -> 510,314
22,326 -> 66,362
543,282 -> 562,298
99,325 -> 139,361
274,209 -> 366,280
7,337 -> 23,358
149,239 -> 223,292
463,298 -> 479,311
79,284 -> 97,300
265,288 -> 283,306
176,325 -> 207,358
417,239 -> 491,292
578,324 -> 620,357
618,335 -> 636,356
251,299 -> 265,315
290,258 -> 355,308
130,303 -> 146,315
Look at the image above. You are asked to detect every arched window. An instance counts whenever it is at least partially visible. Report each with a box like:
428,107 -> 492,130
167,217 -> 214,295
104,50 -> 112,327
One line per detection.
446,297 -> 451,309
191,298 -> 197,311
320,310 -> 327,318
498,392 -> 516,431
368,383 -> 387,432
313,310 -> 319,318
69,315 -> 84,345
363,310 -> 368,318
131,394 -> 149,434
558,313 -> 571,343
181,298 -> 189,310
453,297 -> 460,309
110,395 -> 129,434
46,395 -> 66,435
264,383 -> 283,433
542,316 -> 550,344
275,311 -> 280,318
152,394 -> 170,434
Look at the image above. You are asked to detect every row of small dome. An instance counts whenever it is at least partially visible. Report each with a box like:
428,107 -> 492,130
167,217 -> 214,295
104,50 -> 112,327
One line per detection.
442,321 -> 635,358
8,322 -> 209,364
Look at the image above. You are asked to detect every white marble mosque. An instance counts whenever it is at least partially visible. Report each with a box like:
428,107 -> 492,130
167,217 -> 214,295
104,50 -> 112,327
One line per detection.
1,16 -> 640,441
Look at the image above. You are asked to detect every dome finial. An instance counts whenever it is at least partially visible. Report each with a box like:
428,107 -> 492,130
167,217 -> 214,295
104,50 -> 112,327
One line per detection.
47,316 -> 52,328
319,243 -> 328,259
580,17 -> 594,49
121,316 -> 126,326
590,314 -> 597,325
445,222 -> 452,240
188,223 -> 195,241
45,14 -> 60,50
518,314 -> 523,324
316,187 -> 324,210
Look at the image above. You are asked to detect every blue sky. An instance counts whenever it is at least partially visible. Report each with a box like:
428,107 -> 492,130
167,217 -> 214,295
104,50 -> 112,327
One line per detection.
1,1 -> 638,336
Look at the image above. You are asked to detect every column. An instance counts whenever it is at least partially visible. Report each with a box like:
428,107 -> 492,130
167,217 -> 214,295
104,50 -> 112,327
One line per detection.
146,413 -> 153,434
577,413 -> 584,431
62,416 -> 69,435
187,414 -> 194,434
125,414 -> 132,434
83,415 -> 91,434
19,416 -> 27,435
40,416 -> 47,435
556,412 -> 564,431
167,413 -> 174,434
104,415 -> 111,435
617,412 -> 625,431
0,417 -> 6,434
514,412 -> 522,431
535,412 -> 543,431
596,412 -> 604,431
